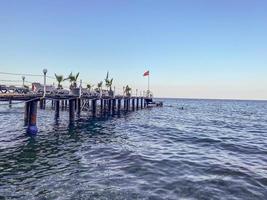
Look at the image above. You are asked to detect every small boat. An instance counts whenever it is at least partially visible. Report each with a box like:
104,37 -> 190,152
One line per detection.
145,98 -> 163,107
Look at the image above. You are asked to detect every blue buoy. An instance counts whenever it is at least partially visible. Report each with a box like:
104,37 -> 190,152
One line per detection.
27,125 -> 38,135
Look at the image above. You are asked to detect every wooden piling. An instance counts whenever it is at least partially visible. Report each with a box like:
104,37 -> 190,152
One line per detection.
104,99 -> 107,114
132,98 -> 135,111
69,99 -> 75,123
65,100 -> 68,109
112,99 -> 116,115
117,99 -> 121,114
24,102 -> 30,126
123,99 -> 126,110
27,100 -> 38,135
108,99 -> 111,114
126,99 -> 129,111
100,99 -> 103,113
55,100 -> 60,118
61,100 -> 64,110
77,98 -> 81,115
43,99 -> 46,109
75,99 -> 77,111
39,99 -> 43,109
136,98 -> 139,110
9,99 -> 12,108
92,99 -> 96,117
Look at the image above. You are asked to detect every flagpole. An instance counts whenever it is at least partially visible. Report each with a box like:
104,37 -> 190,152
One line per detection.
148,73 -> 150,97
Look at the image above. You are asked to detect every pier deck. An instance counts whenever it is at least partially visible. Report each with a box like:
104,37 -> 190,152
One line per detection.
0,92 -> 156,135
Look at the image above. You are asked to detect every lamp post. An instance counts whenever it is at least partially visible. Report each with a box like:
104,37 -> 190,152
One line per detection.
43,69 -> 47,97
79,79 -> 82,98
22,76 -> 25,87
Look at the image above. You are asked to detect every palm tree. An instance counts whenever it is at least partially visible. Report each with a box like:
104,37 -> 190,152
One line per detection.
104,71 -> 114,91
65,72 -> 79,89
86,84 -> 94,91
55,74 -> 64,89
95,81 -> 103,93
125,85 -> 131,97
107,78 -> 113,91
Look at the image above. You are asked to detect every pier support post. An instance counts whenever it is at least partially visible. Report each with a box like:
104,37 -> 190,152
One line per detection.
43,99 -> 46,109
75,99 -> 77,111
77,98 -> 81,115
9,99 -> 12,108
39,99 -> 43,109
132,98 -> 135,111
27,100 -> 38,135
104,99 -> 107,114
65,100 -> 68,109
100,99 -> 103,113
112,99 -> 116,115
136,98 -> 139,110
61,100 -> 64,110
69,99 -> 75,123
123,99 -> 126,110
24,102 -> 30,126
108,99 -> 111,114
126,99 -> 130,111
92,99 -> 96,117
51,100 -> 54,109
118,99 -> 121,114
141,98 -> 144,109
55,100 -> 60,118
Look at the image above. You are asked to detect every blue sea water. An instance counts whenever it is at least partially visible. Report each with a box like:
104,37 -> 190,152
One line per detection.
0,99 -> 266,200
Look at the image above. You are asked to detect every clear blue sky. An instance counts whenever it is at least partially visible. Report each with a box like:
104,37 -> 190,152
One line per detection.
0,0 -> 266,99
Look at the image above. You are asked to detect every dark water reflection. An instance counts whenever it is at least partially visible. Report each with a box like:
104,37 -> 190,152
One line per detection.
0,99 -> 267,199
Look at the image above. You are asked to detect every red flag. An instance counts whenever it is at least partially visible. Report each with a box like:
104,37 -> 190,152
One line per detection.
143,70 -> 149,76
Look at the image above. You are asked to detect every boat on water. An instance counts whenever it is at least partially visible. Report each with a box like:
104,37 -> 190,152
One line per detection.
144,92 -> 163,107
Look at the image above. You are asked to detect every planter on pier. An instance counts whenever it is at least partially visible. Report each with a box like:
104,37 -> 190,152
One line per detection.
70,88 -> 80,96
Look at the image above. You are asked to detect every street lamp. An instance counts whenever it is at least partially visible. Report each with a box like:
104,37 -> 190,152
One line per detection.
43,69 -> 47,97
22,76 -> 25,87
79,79 -> 82,98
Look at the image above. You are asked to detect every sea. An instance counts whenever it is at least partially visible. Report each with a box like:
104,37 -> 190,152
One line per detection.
0,98 -> 266,200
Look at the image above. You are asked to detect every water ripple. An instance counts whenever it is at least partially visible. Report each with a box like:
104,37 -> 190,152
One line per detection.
0,99 -> 267,199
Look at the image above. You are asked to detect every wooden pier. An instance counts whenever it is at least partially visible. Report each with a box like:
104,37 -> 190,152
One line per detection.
0,69 -> 163,135
0,93 -> 152,135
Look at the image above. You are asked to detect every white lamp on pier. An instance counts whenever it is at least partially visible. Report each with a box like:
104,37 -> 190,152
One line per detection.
43,68 -> 47,97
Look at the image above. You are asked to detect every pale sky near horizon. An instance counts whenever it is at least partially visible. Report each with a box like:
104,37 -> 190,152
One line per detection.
0,0 -> 266,100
